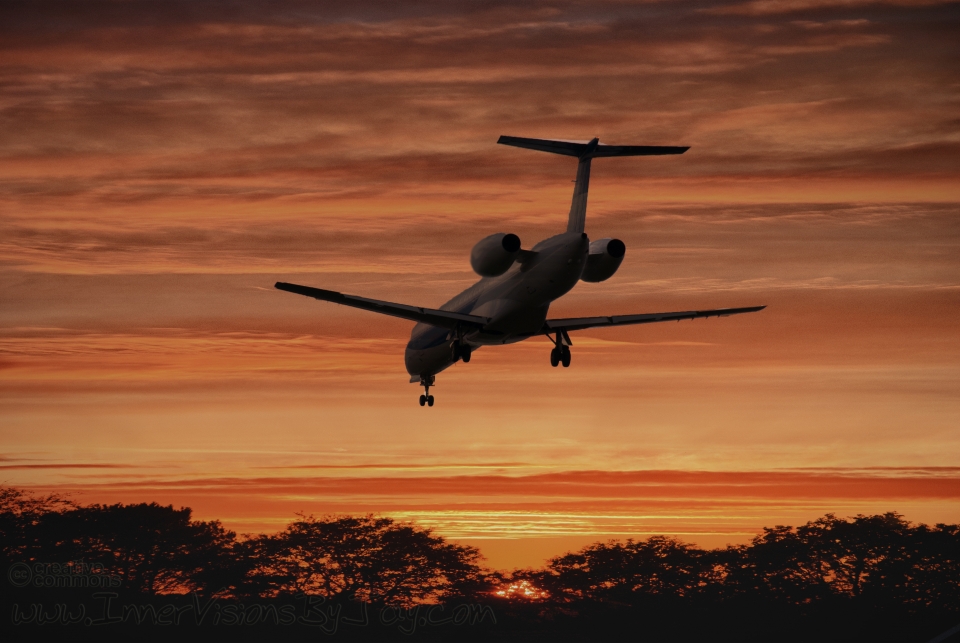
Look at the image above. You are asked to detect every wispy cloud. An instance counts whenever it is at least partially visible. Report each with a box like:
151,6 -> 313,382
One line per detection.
1,0 -> 958,569
19,467 -> 960,547
0,463 -> 134,470
708,0 -> 952,17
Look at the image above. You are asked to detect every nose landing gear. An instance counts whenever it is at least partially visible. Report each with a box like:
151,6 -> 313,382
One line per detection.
418,375 -> 436,407
548,331 -> 572,368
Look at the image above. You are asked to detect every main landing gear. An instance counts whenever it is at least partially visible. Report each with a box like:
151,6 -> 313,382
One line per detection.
418,375 -> 436,407
550,344 -> 571,367
548,331 -> 572,368
453,340 -> 472,363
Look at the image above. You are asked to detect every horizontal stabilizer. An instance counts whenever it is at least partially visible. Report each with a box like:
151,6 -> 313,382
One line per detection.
544,306 -> 765,333
275,282 -> 490,330
497,135 -> 688,159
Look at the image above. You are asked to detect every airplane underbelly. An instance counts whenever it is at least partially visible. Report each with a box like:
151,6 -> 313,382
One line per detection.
404,343 -> 455,377
469,299 -> 548,344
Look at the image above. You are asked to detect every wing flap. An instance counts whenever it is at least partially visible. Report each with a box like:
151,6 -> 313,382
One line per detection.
544,306 -> 766,332
275,282 -> 490,330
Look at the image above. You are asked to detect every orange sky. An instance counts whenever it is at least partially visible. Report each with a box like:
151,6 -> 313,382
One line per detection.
1,0 -> 959,570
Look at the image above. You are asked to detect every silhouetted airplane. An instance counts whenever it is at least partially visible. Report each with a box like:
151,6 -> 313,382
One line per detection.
277,136 -> 765,406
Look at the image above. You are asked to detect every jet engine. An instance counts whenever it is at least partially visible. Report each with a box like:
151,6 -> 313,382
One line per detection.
580,238 -> 625,282
470,233 -> 521,277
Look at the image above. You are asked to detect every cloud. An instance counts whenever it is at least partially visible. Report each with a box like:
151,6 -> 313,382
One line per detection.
2,0 -> 957,214
709,0 -> 951,16
24,467 -> 960,506
0,463 -> 133,469
18,467 -> 960,545
1,0 -> 958,567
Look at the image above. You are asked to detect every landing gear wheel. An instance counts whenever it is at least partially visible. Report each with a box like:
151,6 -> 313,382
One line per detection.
550,347 -> 560,367
561,345 -> 571,368
427,395 -> 435,407
419,395 -> 426,406
454,341 -> 472,363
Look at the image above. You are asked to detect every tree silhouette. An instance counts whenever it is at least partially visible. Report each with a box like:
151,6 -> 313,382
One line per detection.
803,512 -> 912,597
3,484 -> 959,641
721,511 -> 960,612
722,523 -> 834,603
534,535 -> 717,603
0,487 -> 76,517
4,493 -> 236,595
241,514 -> 492,605
0,487 -> 77,568
862,520 -> 960,610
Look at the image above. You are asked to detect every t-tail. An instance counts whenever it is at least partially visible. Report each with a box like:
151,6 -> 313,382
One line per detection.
497,136 -> 689,233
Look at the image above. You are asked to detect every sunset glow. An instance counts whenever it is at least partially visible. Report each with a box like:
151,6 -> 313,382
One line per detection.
2,1 -> 958,570
495,580 -> 547,601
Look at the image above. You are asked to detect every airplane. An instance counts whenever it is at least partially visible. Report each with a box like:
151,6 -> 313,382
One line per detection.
276,135 -> 765,407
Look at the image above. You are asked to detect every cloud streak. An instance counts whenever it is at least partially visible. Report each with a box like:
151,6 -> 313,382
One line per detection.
2,0 -> 958,568
2,1 -> 957,213
18,467 -> 960,556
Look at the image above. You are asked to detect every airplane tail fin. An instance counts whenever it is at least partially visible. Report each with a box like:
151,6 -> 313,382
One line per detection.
497,136 -> 688,234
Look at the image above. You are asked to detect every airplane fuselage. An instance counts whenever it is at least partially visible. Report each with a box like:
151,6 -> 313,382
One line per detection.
404,231 -> 589,378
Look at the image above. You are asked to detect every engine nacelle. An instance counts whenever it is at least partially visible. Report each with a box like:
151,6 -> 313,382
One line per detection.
470,233 -> 521,277
580,238 -> 625,282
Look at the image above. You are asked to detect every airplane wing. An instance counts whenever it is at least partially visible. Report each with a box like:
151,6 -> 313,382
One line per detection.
543,306 -> 766,333
275,282 -> 491,330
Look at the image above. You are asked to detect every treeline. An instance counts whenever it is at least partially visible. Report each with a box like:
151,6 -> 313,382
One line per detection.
532,515 -> 960,608
2,486 -> 959,642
